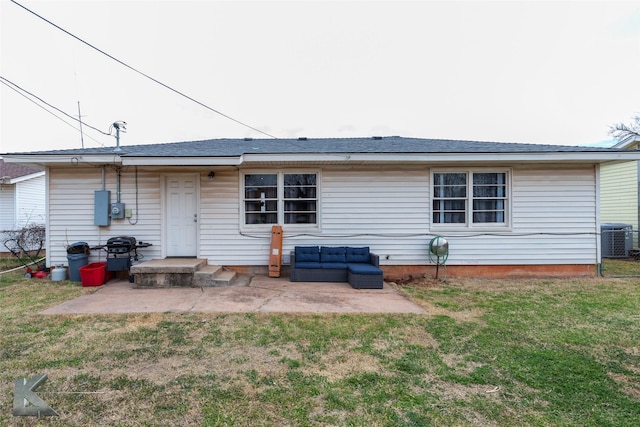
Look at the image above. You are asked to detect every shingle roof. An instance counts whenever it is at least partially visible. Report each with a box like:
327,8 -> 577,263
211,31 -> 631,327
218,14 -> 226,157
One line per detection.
0,158 -> 42,179
2,136 -> 619,157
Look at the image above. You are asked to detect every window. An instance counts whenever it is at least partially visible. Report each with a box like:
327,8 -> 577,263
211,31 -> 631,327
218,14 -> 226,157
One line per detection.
244,172 -> 318,226
432,171 -> 508,226
284,173 -> 317,224
244,174 -> 278,224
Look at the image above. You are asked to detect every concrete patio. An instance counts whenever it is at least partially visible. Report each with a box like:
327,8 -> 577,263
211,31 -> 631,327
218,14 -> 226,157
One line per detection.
41,275 -> 427,315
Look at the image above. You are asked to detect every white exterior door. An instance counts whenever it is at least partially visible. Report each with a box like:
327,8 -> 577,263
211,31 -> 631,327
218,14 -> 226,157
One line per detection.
165,175 -> 198,257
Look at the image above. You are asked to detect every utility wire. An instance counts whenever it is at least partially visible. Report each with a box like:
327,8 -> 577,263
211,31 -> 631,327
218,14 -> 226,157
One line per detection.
0,77 -> 106,147
0,75 -> 110,137
1,79 -> 82,132
10,0 -> 278,139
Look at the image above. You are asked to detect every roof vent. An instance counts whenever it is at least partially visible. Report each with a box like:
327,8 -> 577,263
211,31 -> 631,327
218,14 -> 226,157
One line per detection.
298,137 -> 308,141
372,136 -> 383,140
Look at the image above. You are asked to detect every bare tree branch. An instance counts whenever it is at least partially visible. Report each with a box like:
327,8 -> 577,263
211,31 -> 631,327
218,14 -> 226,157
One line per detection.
2,224 -> 45,259
609,115 -> 640,141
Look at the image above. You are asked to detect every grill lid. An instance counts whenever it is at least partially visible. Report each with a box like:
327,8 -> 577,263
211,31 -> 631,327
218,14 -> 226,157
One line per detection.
105,236 -> 137,253
106,236 -> 136,247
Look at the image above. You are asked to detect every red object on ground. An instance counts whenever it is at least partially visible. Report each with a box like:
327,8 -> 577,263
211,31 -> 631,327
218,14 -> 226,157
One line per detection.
32,270 -> 48,279
79,262 -> 109,287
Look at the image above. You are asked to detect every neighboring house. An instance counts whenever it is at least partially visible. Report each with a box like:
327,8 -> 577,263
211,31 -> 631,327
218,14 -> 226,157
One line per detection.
599,135 -> 639,234
4,136 -> 640,279
0,158 -> 45,234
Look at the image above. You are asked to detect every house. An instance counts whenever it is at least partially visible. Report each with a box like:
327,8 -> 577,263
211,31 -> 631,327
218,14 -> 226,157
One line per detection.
599,135 -> 639,240
4,136 -> 640,280
0,158 -> 45,249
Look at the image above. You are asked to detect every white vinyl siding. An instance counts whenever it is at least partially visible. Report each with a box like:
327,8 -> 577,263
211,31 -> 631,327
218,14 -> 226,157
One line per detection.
47,167 -> 163,266
0,185 -> 15,231
46,164 -> 599,268
600,161 -> 638,230
458,166 -> 598,264
0,175 -> 45,232
310,168 -> 430,264
172,167 -> 429,267
15,174 -> 46,227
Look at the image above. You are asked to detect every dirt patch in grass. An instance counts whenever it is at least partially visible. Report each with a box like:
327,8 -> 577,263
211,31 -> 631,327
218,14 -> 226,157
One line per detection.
608,372 -> 640,399
424,304 -> 487,324
440,352 -> 487,373
397,275 -> 624,293
433,379 -> 501,399
391,277 -> 487,323
307,350 -> 383,382
393,276 -> 443,289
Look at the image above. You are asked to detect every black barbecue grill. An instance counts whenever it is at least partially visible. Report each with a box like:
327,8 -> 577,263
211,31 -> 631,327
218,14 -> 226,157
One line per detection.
106,236 -> 137,253
93,236 -> 151,272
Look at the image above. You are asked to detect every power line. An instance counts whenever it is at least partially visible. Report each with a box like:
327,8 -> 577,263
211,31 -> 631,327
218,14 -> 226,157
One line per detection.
0,76 -> 110,137
10,0 -> 278,139
0,77 -> 106,147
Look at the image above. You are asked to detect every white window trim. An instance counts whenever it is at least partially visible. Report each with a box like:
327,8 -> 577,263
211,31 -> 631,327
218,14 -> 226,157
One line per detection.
240,170 -> 321,232
430,168 -> 512,231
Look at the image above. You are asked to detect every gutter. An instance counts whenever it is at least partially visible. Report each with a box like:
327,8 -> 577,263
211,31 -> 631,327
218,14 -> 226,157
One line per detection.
121,156 -> 243,166
4,151 -> 640,167
1,154 -> 123,166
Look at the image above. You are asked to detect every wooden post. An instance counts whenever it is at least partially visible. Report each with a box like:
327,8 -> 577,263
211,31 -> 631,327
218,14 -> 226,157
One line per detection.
268,225 -> 283,277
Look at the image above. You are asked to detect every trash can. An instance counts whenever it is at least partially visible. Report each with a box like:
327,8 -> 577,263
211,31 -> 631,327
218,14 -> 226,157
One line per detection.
67,242 -> 90,282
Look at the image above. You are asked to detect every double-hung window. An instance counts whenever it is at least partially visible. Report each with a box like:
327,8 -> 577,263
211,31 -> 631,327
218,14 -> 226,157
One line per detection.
432,170 -> 509,227
243,172 -> 318,226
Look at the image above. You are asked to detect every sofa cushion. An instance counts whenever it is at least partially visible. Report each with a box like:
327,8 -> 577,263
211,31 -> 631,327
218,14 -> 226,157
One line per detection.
348,263 -> 382,275
295,262 -> 323,269
295,246 -> 320,263
321,262 -> 349,270
346,247 -> 370,263
320,246 -> 346,263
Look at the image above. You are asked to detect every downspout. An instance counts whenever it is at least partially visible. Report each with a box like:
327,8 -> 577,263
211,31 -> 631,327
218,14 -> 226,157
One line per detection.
595,163 -> 602,277
45,166 -> 51,267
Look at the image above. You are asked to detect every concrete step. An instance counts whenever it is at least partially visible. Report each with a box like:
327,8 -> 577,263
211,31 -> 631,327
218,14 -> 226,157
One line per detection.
133,258 -> 209,288
131,258 -> 208,274
194,264 -> 224,276
132,259 -> 249,288
193,265 -> 237,287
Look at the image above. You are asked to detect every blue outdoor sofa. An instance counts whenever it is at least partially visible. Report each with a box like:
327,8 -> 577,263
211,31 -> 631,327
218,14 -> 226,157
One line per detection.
289,246 -> 384,289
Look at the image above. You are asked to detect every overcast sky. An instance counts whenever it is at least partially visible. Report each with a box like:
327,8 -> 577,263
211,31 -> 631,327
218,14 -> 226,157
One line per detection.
1,0 -> 640,153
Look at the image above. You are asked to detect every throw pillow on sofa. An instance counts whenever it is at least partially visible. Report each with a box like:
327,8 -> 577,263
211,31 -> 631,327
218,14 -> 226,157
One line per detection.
346,247 -> 370,263
320,246 -> 347,263
295,246 -> 320,263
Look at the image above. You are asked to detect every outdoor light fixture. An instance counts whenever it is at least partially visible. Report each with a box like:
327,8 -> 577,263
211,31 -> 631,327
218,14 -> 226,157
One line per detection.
208,171 -> 215,181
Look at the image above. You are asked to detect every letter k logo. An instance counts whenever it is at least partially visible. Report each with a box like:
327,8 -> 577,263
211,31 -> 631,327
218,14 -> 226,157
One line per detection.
13,374 -> 59,417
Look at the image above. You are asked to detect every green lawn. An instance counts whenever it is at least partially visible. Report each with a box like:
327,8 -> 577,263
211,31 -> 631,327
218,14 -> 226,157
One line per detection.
601,258 -> 640,277
1,272 -> 639,426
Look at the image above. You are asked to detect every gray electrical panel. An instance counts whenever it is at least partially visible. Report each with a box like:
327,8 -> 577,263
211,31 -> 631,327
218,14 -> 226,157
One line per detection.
94,190 -> 111,226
